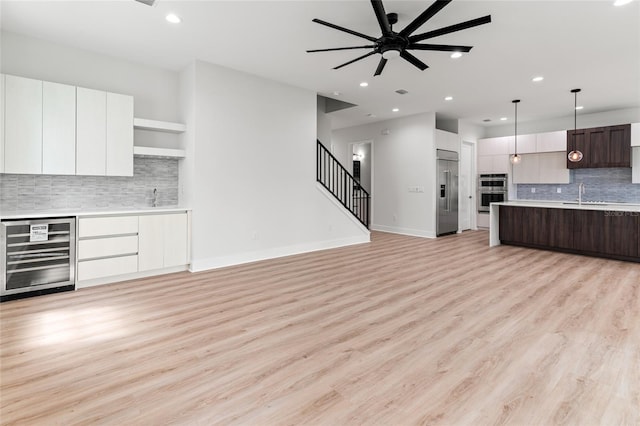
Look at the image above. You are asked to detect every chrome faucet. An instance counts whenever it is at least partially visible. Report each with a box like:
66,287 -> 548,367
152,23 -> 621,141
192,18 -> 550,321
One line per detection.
578,182 -> 585,206
152,188 -> 158,207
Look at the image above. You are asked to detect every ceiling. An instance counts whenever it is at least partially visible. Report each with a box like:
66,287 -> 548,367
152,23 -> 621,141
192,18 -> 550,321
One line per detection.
2,0 -> 639,130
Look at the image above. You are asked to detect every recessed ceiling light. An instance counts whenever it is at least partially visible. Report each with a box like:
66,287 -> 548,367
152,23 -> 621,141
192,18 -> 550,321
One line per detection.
532,76 -> 544,82
360,82 -> 369,87
166,13 -> 181,23
392,108 -> 399,112
575,106 -> 584,110
444,96 -> 453,101
450,52 -> 463,59
500,117 -> 508,121
614,0 -> 633,6
332,91 -> 341,96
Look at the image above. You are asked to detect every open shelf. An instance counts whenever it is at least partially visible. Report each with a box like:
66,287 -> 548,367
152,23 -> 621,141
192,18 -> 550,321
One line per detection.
133,118 -> 186,133
133,146 -> 185,159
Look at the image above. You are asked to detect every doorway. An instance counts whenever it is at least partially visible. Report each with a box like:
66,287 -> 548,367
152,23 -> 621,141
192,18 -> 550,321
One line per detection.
459,141 -> 475,231
349,141 -> 373,224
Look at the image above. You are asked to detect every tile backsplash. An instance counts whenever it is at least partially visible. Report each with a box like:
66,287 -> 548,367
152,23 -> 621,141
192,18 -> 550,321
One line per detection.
517,168 -> 640,203
0,157 -> 179,212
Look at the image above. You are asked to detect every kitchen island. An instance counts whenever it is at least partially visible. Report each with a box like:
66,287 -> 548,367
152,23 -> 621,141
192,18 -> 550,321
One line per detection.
490,200 -> 640,262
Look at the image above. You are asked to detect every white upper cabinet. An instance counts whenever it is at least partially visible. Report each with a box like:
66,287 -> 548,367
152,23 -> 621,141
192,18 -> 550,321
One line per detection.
631,123 -> 640,147
478,136 -> 511,156
106,92 -> 134,176
0,74 -> 4,173
4,75 -> 43,174
43,82 -> 76,175
511,152 -> 569,184
536,131 -> 566,152
509,134 -> 536,154
76,87 -> 107,176
512,154 -> 539,183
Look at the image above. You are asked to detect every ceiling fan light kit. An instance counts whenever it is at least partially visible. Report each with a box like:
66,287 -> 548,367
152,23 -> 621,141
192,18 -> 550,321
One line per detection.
307,0 -> 492,76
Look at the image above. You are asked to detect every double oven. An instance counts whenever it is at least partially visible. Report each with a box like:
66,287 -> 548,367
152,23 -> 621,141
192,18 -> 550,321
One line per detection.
477,174 -> 508,213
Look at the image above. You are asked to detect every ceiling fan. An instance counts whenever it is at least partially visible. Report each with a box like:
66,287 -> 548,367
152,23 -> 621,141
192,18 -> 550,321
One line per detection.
307,0 -> 491,76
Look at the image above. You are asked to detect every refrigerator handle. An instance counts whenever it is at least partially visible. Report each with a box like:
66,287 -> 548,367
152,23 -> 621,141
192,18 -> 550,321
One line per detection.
444,170 -> 450,212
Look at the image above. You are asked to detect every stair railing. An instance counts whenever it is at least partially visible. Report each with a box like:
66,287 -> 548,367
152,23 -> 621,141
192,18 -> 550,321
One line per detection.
316,140 -> 369,228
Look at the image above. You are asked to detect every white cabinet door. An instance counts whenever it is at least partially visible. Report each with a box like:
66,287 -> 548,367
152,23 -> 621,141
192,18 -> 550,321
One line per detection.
164,213 -> 188,267
138,214 -> 165,272
43,81 -> 76,175
631,123 -> 640,148
512,154 -> 539,183
492,154 -> 510,173
76,87 -> 106,175
510,134 -> 536,154
0,74 -> 4,173
477,155 -> 493,173
106,92 -> 134,176
79,215 -> 138,238
4,75 -> 42,174
537,131 -> 567,152
538,152 -> 570,184
632,147 -> 639,183
478,136 -> 511,156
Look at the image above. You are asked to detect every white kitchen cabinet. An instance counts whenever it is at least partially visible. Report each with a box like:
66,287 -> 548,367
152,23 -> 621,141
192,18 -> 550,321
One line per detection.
138,214 -> 165,271
478,154 -> 510,174
4,75 -> 43,174
631,123 -> 640,147
0,74 -> 4,173
537,152 -> 570,184
138,213 -> 188,272
43,81 -> 76,175
633,147 -> 640,184
164,213 -> 188,267
509,134 -> 536,154
478,136 -> 511,156
435,129 -> 459,152
536,131 -> 566,152
78,255 -> 138,282
106,92 -> 134,176
76,87 -> 107,176
79,215 -> 138,238
512,154 -> 539,183
512,152 -> 569,184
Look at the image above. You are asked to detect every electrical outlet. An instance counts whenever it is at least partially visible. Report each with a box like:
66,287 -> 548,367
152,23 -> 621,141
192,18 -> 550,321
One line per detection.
531,188 -> 536,193
557,188 -> 562,193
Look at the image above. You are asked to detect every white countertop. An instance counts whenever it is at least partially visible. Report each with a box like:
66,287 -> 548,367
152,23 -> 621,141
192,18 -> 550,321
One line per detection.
492,200 -> 640,212
0,206 -> 191,220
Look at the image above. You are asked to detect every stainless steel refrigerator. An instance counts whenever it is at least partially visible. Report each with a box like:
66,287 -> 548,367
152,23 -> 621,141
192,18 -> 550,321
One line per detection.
436,149 -> 459,236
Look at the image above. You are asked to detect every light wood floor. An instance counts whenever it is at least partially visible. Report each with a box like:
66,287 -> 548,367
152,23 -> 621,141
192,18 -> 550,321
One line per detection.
1,230 -> 639,425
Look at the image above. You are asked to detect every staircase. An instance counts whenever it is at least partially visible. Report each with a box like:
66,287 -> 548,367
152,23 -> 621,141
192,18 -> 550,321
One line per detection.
316,140 -> 370,228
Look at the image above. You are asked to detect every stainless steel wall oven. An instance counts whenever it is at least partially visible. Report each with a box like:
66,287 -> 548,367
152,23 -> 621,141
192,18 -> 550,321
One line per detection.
1,217 -> 76,300
478,174 -> 508,213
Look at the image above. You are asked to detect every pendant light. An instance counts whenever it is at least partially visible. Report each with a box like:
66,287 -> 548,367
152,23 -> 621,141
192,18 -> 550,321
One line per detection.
568,88 -> 583,162
510,99 -> 522,164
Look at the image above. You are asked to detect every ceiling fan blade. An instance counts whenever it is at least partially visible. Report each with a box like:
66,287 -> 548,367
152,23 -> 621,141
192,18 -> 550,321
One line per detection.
307,45 -> 377,53
409,15 -> 492,42
333,51 -> 378,70
400,51 -> 429,71
374,58 -> 388,76
408,43 -> 473,52
312,19 -> 378,42
371,0 -> 392,36
399,0 -> 451,37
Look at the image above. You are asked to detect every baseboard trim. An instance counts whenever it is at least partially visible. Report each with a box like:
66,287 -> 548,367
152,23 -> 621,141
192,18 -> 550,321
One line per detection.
370,224 -> 436,239
76,265 -> 189,289
190,235 -> 370,272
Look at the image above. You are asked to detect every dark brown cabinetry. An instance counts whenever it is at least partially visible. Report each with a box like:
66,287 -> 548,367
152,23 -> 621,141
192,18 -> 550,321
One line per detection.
499,205 -> 639,262
567,124 -> 631,169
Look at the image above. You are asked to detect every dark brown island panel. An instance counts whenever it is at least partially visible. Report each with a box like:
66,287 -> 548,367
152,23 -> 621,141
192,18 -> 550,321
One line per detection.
498,205 -> 640,262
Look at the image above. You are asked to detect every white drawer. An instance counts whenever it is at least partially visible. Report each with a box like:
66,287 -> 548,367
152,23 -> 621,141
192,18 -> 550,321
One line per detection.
78,255 -> 138,281
78,235 -> 138,260
79,216 -> 138,238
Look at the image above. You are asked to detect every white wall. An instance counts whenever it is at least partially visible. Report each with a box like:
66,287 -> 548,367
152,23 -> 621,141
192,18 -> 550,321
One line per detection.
484,107 -> 640,138
333,112 -> 438,238
181,60 -> 369,271
316,96 -> 332,146
0,31 -> 181,148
